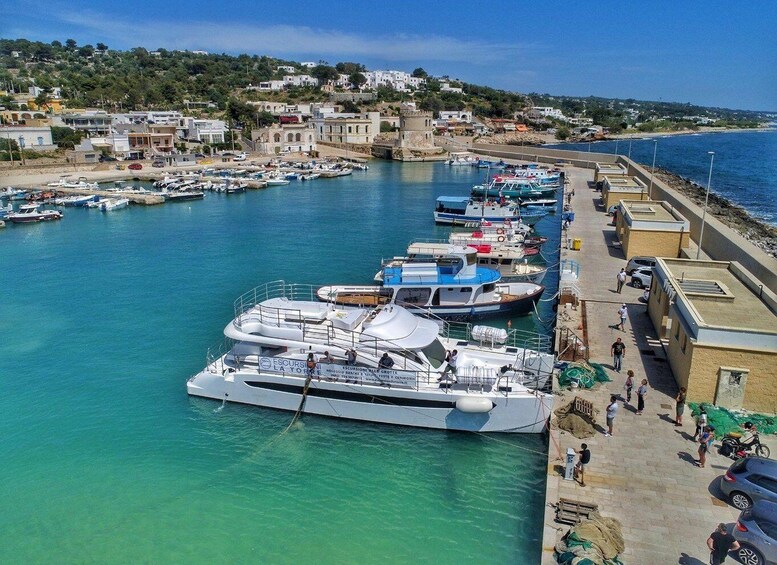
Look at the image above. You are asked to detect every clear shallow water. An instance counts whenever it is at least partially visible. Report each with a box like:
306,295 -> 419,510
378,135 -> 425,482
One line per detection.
0,162 -> 557,563
550,128 -> 777,226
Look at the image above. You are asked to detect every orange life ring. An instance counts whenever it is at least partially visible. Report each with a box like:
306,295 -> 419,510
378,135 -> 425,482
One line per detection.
498,235 -> 506,242
496,228 -> 505,235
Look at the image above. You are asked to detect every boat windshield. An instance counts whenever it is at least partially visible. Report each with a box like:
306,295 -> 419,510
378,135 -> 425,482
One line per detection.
420,338 -> 447,369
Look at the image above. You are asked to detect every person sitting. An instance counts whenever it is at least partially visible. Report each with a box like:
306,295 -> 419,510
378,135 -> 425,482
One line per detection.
739,422 -> 758,448
378,352 -> 394,369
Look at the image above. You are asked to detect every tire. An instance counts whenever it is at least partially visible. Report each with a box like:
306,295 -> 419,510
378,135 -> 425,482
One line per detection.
736,543 -> 764,565
632,279 -> 643,289
730,491 -> 753,510
755,444 -> 771,458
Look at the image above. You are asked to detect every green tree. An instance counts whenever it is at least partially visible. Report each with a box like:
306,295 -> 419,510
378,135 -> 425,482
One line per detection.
335,62 -> 365,74
96,42 -> 108,51
555,127 -> 571,140
65,39 -> 77,50
310,65 -> 339,85
412,67 -> 428,78
348,72 -> 367,90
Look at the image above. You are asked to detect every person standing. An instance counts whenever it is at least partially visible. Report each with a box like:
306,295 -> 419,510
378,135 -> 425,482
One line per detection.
623,370 -> 634,404
617,304 -> 628,331
611,338 -> 626,372
675,387 -> 687,426
378,352 -> 395,369
306,352 -> 318,379
707,523 -> 740,564
693,407 -> 708,441
636,379 -> 648,415
439,349 -> 458,381
616,268 -> 627,293
346,348 -> 357,366
605,395 -> 618,437
575,443 -> 591,487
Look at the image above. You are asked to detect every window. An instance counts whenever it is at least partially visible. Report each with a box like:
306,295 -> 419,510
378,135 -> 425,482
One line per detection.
287,133 -> 293,142
274,133 -> 280,143
295,133 -> 301,142
37,137 -> 44,146
750,475 -> 777,495
356,125 -> 360,133
348,126 -> 352,133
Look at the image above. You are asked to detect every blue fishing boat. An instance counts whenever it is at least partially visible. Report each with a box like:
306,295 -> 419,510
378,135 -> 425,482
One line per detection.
434,196 -> 520,225
317,246 -> 544,320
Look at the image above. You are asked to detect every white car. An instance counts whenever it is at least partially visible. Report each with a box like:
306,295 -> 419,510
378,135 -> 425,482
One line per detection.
630,267 -> 653,289
233,153 -> 247,162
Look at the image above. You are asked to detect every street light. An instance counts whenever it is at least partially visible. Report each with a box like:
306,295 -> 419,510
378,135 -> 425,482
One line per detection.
628,139 -> 632,159
647,139 -> 658,199
18,136 -> 26,166
696,151 -> 715,260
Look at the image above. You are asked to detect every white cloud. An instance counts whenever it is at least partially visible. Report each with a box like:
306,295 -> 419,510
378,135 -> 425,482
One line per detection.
52,11 -> 530,64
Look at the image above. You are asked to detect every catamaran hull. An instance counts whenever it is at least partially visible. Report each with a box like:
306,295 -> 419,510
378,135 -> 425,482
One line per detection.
187,370 -> 552,433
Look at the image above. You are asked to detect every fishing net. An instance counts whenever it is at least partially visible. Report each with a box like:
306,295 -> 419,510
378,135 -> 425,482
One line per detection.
554,398 -> 598,439
689,403 -> 777,439
558,362 -> 611,389
555,512 -> 625,565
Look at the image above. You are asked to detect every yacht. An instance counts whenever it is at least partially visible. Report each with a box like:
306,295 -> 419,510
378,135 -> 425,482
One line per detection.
187,281 -> 554,433
318,246 -> 544,320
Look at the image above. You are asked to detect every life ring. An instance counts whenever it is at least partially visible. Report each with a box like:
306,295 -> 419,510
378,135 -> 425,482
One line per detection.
498,235 -> 506,242
496,228 -> 505,235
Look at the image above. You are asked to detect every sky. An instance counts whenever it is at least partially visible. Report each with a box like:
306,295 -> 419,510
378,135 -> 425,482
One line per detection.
4,0 -> 776,111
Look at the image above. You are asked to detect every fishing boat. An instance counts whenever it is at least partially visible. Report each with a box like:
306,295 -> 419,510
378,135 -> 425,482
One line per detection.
377,242 -> 548,285
0,188 -> 28,200
434,197 -> 521,225
7,204 -> 63,223
300,173 -> 320,181
472,176 -> 558,200
521,199 -> 558,209
187,281 -> 554,433
447,152 -> 478,166
53,194 -> 99,207
100,198 -> 130,212
318,246 -> 544,320
163,191 -> 205,202
265,177 -> 291,186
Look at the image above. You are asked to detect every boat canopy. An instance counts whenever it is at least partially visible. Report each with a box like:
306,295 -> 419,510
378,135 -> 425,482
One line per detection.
436,196 -> 470,210
360,305 -> 440,350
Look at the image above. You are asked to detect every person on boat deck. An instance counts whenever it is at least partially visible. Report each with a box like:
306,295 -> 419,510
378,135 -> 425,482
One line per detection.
378,353 -> 395,369
306,353 -> 317,378
441,350 -> 458,379
346,349 -> 357,366
321,351 -> 335,363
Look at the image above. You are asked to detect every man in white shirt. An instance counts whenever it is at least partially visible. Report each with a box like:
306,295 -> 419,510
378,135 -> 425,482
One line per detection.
616,268 -> 627,293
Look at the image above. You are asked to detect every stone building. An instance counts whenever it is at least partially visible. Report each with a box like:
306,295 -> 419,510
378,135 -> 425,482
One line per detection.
251,123 -> 316,154
648,258 -> 777,413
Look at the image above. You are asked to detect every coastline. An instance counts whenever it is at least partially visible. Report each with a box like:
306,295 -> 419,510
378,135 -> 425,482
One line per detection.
654,166 -> 777,257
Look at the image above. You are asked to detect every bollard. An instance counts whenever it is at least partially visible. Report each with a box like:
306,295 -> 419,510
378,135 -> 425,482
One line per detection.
564,447 -> 576,481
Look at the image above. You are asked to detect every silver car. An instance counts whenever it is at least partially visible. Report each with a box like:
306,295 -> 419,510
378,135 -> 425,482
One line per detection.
625,256 -> 656,275
733,499 -> 777,565
720,457 -> 777,510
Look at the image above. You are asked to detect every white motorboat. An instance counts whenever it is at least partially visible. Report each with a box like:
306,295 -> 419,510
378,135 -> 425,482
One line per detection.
53,194 -> 99,207
187,281 -> 554,433
7,203 -> 63,223
0,187 -> 28,200
447,152 -> 478,166
86,198 -> 110,208
100,198 -> 130,212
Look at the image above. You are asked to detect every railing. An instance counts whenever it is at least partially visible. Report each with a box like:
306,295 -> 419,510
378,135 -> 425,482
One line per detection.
557,326 -> 588,362
441,320 -> 553,353
233,280 -> 320,328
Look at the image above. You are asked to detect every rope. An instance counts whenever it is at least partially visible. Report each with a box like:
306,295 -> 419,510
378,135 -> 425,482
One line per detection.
279,374 -> 313,435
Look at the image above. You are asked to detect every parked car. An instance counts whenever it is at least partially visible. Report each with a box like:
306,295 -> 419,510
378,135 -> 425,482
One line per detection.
626,256 -> 656,275
99,155 -> 117,162
607,204 -> 620,216
630,267 -> 653,289
152,161 -> 165,168
733,499 -> 777,565
194,153 -> 205,158
720,457 -> 777,510
128,163 -> 143,170
233,153 -> 247,162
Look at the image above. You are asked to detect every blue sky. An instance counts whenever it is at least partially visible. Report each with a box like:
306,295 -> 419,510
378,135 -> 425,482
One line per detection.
5,0 -> 776,111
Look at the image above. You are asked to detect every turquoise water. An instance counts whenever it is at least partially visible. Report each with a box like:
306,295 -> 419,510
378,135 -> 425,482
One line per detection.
0,162 -> 558,563
550,128 -> 777,226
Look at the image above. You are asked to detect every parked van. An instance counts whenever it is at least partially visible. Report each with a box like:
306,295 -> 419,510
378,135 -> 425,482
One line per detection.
233,153 -> 247,162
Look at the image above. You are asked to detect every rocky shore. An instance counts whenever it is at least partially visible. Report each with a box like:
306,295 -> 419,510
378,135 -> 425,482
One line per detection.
655,167 -> 777,257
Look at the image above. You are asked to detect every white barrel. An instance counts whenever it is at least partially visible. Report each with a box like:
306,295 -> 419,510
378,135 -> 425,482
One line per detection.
455,397 -> 494,413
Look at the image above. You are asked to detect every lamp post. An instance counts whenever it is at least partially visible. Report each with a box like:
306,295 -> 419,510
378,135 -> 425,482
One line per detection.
628,139 -> 632,159
647,139 -> 657,199
696,151 -> 715,260
19,136 -> 26,166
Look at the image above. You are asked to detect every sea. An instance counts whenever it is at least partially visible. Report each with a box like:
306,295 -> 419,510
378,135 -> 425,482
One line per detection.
0,163 -> 560,563
549,128 -> 777,226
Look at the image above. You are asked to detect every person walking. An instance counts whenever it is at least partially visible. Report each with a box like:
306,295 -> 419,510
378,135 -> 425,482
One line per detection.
440,349 -> 458,380
675,387 -> 687,426
693,407 -> 708,441
617,303 -> 628,331
707,523 -> 740,564
611,338 -> 626,372
605,395 -> 618,437
616,268 -> 627,293
623,370 -> 634,404
575,443 -> 591,487
636,378 -> 648,415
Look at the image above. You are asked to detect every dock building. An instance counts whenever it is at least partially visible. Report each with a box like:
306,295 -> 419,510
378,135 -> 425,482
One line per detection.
594,162 -> 628,185
615,199 -> 690,259
602,176 -> 648,209
648,258 -> 777,413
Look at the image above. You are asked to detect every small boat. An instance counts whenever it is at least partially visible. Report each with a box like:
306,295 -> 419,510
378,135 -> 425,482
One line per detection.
53,194 -> 99,207
163,191 -> 205,202
265,177 -> 291,186
86,198 -> 110,208
7,204 -> 63,223
447,152 -> 477,166
186,280 -> 554,433
0,188 -> 28,200
0,203 -> 13,219
300,173 -> 320,181
319,246 -> 544,320
434,196 -> 521,226
100,198 -> 130,212
520,199 -> 558,209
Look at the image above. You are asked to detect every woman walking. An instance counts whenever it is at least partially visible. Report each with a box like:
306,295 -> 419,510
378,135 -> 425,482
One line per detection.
636,379 -> 648,415
698,426 -> 713,468
675,387 -> 687,426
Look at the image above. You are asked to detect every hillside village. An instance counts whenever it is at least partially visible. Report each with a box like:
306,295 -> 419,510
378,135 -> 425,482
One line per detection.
1,38 -> 771,163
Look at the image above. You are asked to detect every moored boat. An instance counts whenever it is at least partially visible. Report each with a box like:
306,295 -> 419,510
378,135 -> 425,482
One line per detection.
100,198 -> 130,212
187,280 -> 554,433
7,203 -> 63,223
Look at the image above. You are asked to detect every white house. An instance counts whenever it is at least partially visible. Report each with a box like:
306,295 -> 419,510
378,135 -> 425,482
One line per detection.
300,62 -> 317,68
28,86 -> 63,98
249,81 -> 286,92
276,65 -> 296,73
283,75 -> 319,88
440,82 -> 464,94
527,106 -> 565,121
439,110 -> 472,122
0,125 -> 56,151
185,118 -> 226,144
364,70 -> 424,92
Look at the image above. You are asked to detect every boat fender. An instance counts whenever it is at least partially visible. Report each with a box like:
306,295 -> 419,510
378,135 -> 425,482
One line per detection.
498,235 -> 505,242
455,397 -> 494,413
496,228 -> 505,234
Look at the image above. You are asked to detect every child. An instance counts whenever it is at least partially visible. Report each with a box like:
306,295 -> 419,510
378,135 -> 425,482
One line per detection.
623,371 -> 634,404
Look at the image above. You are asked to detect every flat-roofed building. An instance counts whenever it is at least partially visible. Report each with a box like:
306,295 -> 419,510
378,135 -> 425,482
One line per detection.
0,125 -> 56,151
252,123 -> 316,154
602,176 -> 648,209
647,258 -> 777,413
616,199 -> 690,259
594,162 -> 628,184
